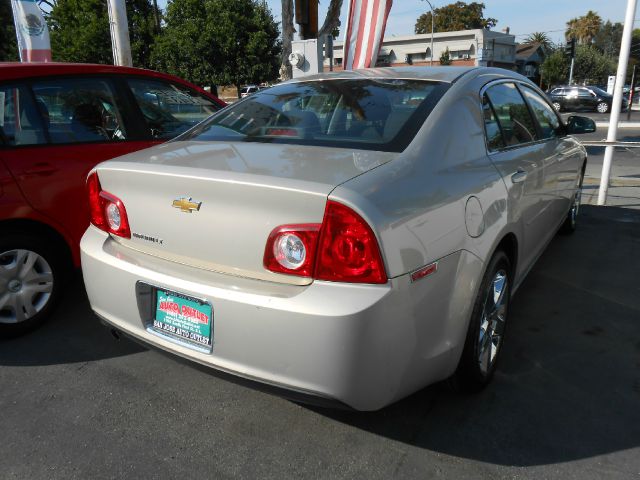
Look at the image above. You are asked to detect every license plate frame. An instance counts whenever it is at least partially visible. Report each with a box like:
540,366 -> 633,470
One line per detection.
148,287 -> 213,353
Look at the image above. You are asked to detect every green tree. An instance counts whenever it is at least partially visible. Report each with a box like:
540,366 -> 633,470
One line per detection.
565,10 -> 602,45
593,21 -> 623,57
572,44 -> 616,85
152,0 -> 280,95
1,0 -> 19,61
47,0 -> 158,67
540,49 -> 569,88
439,47 -> 451,65
415,2 -> 497,34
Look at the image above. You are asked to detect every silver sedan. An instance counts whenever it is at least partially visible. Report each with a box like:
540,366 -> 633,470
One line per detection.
81,67 -> 592,410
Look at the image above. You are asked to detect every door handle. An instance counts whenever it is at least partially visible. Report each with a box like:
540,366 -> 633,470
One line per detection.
511,169 -> 528,184
23,162 -> 58,176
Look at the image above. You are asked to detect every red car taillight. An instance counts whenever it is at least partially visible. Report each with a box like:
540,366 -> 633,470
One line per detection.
263,201 -> 387,284
86,171 -> 131,239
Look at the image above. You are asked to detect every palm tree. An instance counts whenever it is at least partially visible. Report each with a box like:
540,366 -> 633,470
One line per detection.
524,32 -> 553,52
566,10 -> 602,45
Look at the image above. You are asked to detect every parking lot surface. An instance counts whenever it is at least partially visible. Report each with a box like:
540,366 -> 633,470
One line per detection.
1,205 -> 639,479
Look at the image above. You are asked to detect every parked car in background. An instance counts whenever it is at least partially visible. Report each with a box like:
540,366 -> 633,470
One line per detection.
81,67 -> 593,410
240,85 -> 260,98
547,85 -> 625,113
0,62 -> 224,337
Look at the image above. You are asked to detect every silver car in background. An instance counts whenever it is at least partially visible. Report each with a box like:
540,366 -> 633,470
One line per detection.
81,67 -> 593,410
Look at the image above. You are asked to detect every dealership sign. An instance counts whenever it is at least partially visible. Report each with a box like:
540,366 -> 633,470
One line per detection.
10,0 -> 52,62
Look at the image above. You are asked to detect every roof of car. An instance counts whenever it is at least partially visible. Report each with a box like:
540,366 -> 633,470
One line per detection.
288,66 -> 480,84
0,62 -> 226,105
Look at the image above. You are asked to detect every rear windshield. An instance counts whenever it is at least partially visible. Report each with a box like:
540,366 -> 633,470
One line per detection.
180,79 -> 449,152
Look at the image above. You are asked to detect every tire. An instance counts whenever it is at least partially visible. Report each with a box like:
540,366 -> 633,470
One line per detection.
552,102 -> 562,112
451,250 -> 511,392
596,102 -> 609,113
0,232 -> 68,338
560,168 -> 585,234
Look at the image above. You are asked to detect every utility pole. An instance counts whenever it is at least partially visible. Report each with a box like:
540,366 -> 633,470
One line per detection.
598,0 -> 637,205
294,0 -> 318,39
424,0 -> 435,66
106,0 -> 132,67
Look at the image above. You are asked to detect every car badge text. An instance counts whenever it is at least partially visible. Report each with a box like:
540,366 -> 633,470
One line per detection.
172,197 -> 202,213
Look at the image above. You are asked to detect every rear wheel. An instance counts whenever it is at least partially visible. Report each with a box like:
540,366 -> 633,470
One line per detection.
0,233 -> 67,338
560,168 -> 585,234
452,250 -> 511,392
596,102 -> 609,113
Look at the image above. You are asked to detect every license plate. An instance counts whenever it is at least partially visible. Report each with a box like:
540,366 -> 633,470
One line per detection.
152,289 -> 213,350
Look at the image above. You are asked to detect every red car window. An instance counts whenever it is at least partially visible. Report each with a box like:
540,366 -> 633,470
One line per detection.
31,78 -> 127,144
0,84 -> 47,146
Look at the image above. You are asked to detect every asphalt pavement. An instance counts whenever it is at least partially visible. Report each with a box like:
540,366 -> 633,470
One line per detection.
1,203 -> 639,479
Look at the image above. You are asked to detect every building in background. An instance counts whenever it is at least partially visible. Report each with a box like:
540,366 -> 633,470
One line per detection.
515,42 -> 546,84
327,29 -> 516,71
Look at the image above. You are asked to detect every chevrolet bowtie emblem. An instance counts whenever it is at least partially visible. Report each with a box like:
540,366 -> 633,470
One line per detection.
172,197 -> 202,213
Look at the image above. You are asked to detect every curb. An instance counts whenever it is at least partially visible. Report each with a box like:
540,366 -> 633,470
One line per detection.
595,122 -> 640,128
583,176 -> 640,187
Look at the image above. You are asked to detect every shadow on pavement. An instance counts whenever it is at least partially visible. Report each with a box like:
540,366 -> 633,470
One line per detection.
311,205 -> 640,466
0,273 -> 145,366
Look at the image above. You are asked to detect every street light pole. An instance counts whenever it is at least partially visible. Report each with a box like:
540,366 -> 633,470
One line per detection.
597,0 -> 637,205
424,0 -> 435,66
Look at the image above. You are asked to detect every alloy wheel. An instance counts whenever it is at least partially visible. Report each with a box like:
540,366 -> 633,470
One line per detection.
597,102 -> 609,113
477,269 -> 508,375
0,249 -> 54,324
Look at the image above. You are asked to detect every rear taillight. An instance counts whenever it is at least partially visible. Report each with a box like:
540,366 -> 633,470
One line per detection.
86,171 -> 131,238
263,224 -> 321,277
263,201 -> 387,284
315,201 -> 387,284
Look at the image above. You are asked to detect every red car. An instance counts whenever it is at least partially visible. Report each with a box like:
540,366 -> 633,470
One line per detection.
0,63 -> 225,336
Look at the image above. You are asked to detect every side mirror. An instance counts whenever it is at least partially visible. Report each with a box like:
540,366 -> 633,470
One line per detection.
566,115 -> 596,134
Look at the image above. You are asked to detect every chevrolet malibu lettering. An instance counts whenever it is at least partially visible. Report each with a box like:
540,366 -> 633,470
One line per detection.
81,67 -> 594,410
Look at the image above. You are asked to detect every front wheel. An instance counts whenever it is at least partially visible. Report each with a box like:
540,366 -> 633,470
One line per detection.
451,250 -> 511,392
596,102 -> 609,113
552,101 -> 562,112
0,233 -> 67,338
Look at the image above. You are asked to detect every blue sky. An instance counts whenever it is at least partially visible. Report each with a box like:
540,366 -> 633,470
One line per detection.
157,0 -> 634,45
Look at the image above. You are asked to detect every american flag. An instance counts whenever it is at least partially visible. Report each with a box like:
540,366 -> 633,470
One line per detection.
342,0 -> 393,70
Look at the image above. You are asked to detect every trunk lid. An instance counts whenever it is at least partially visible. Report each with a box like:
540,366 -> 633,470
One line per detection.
95,141 -> 395,285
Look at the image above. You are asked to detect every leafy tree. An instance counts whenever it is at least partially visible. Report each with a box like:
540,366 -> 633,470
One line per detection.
415,2 -> 497,34
565,10 -> 602,45
573,44 -> 616,85
1,0 -> 19,61
593,21 -> 623,57
152,0 -> 280,96
439,47 -> 451,65
47,0 -> 158,67
524,32 -> 553,52
540,49 -> 569,88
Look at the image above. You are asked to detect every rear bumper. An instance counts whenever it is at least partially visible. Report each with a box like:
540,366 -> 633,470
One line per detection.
81,226 -> 474,410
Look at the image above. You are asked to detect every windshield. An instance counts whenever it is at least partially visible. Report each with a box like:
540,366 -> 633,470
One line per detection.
589,86 -> 610,96
180,79 -> 449,152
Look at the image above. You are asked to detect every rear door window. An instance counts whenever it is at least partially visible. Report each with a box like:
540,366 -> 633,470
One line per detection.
127,78 -> 220,140
0,85 -> 47,146
484,83 -> 539,147
521,87 -> 561,140
31,77 -> 126,144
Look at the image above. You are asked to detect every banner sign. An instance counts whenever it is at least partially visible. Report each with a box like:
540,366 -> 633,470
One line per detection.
343,0 -> 393,70
10,0 -> 52,62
